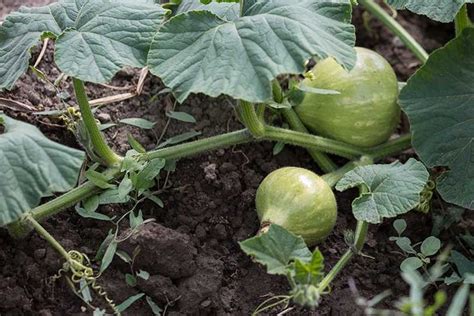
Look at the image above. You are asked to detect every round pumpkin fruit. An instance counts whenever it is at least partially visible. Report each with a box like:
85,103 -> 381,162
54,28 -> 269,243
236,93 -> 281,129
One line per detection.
256,167 -> 337,246
294,47 -> 400,147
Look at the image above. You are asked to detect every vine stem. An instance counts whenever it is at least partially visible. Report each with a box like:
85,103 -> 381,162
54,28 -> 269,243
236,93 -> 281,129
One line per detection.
359,0 -> 428,63
9,111 -> 411,238
264,126 -> 365,159
9,126 -> 411,238
321,156 -> 373,188
317,187 -> 370,293
272,79 -> 337,172
237,102 -> 366,159
73,78 -> 121,166
367,133 -> 412,160
8,130 -> 254,237
237,101 -> 266,137
281,108 -> 338,173
455,4 -> 472,36
24,214 -> 70,260
7,168 -> 121,238
147,129 -> 253,160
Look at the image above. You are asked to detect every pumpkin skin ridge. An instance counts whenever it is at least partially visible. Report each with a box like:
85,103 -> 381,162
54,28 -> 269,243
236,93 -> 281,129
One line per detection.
295,47 -> 400,148
256,167 -> 337,246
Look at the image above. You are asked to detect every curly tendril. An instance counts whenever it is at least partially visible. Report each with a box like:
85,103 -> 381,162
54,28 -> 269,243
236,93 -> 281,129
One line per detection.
416,180 -> 436,214
51,250 -> 120,315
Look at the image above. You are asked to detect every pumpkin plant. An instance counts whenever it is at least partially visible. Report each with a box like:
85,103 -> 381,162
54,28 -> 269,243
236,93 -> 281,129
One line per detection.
0,0 -> 472,313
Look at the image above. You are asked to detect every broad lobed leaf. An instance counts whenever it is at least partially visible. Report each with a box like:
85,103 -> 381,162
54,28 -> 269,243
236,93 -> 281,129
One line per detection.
0,0 -> 167,90
399,29 -> 474,210
387,0 -> 474,23
148,0 -> 356,103
176,0 -> 239,21
239,224 -> 312,275
0,5 -> 62,90
0,114 -> 85,226
336,159 -> 429,224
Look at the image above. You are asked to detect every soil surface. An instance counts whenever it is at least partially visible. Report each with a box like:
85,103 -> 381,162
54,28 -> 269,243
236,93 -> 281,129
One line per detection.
0,1 -> 466,316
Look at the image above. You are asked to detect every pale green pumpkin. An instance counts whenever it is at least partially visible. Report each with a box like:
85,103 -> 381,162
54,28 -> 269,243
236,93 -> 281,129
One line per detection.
295,47 -> 400,147
256,167 -> 337,246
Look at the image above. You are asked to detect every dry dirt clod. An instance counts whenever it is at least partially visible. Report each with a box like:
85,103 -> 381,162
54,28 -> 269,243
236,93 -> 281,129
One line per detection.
120,222 -> 197,279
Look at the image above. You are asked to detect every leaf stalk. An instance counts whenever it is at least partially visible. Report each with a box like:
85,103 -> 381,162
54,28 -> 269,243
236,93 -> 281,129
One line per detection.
24,214 -> 70,260
317,188 -> 370,293
281,108 -> 338,172
455,4 -> 472,37
367,134 -> 412,160
359,0 -> 428,63
73,78 -> 121,166
237,102 -> 367,159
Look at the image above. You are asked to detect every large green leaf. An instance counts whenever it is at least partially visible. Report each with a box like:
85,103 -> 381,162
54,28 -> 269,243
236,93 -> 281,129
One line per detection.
387,0 -> 474,23
55,0 -> 166,83
239,224 -> 312,275
242,0 -> 258,13
0,0 -> 166,90
399,29 -> 474,210
148,0 -> 356,103
176,0 -> 239,20
336,159 -> 429,223
0,6 -> 62,90
0,114 -> 85,226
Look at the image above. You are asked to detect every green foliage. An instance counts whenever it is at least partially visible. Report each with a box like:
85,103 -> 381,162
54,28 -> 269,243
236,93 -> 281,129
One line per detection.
387,0 -> 474,23
0,0 -> 472,314
100,239 -> 118,273
116,293 -> 145,313
156,131 -> 202,148
177,0 -> 239,20
290,250 -> 325,307
166,111 -> 196,123
146,296 -> 163,315
120,118 -> 156,130
432,207 -> 465,236
336,159 -> 430,223
390,219 -> 442,273
450,251 -> 474,279
0,114 -> 85,225
148,0 -> 356,103
240,224 -> 326,307
239,224 -> 312,275
0,0 -> 167,90
125,273 -> 137,287
390,219 -> 474,289
399,29 -> 474,210
354,254 -> 472,316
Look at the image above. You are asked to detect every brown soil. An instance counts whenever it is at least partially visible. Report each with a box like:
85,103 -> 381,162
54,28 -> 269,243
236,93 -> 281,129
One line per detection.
0,1 -> 463,316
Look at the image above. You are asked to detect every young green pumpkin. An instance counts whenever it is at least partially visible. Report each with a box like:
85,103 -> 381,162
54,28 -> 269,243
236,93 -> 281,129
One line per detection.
256,167 -> 337,246
295,47 -> 400,147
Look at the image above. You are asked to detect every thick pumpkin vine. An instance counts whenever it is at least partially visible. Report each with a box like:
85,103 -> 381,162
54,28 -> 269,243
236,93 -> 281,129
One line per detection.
0,0 -> 472,313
